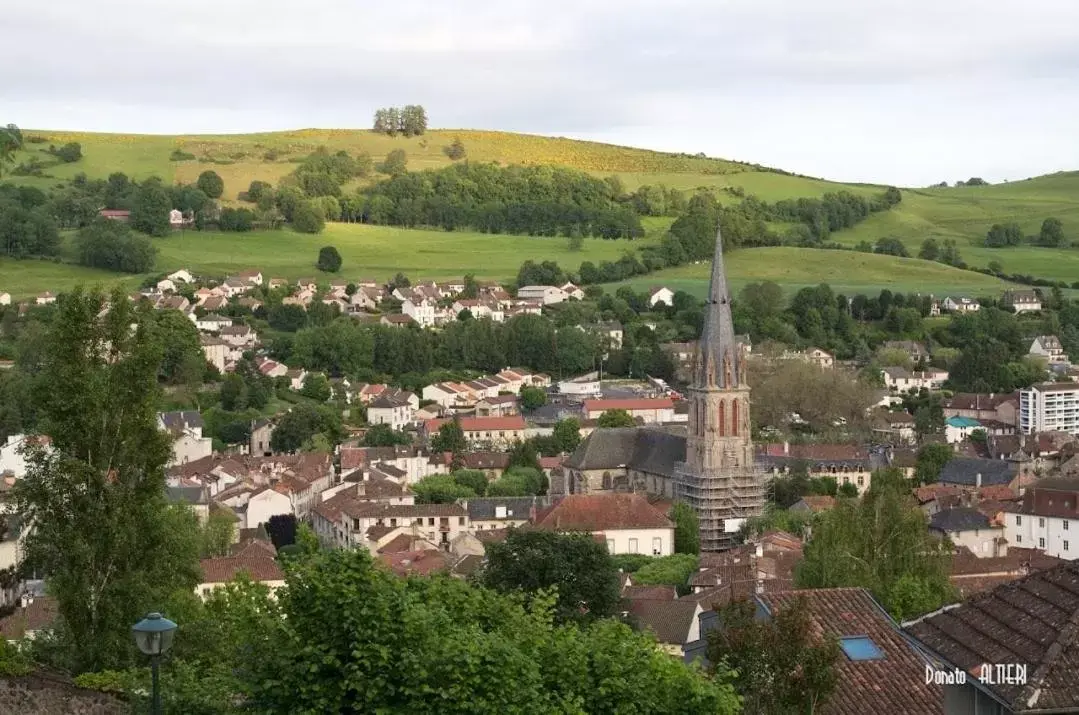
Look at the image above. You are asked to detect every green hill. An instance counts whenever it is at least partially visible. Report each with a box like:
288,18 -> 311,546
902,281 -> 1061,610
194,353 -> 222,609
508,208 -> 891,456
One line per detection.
4,127 -> 1078,296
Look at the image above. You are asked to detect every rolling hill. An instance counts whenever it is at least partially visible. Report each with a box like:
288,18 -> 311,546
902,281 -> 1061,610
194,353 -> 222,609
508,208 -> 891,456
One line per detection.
4,127 -> 1078,297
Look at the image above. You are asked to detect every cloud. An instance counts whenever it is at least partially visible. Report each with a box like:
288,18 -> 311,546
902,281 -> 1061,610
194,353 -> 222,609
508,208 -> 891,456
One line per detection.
3,0 -> 1079,184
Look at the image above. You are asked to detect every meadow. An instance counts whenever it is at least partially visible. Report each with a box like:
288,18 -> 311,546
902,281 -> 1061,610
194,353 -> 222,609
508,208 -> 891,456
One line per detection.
5,127 -> 1079,298
615,248 -> 1014,299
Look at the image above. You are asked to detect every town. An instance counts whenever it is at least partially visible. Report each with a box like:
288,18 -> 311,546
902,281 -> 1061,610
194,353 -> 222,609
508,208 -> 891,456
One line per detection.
2,213 -> 1079,713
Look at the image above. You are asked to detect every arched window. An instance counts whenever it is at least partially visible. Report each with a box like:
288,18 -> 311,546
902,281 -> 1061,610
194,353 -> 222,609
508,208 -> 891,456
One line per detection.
717,401 -> 726,435
731,399 -> 739,436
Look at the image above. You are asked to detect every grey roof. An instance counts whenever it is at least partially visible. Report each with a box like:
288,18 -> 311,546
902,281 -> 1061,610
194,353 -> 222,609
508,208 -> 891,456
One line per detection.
159,410 -> 203,431
369,393 -> 413,409
930,507 -> 992,532
628,599 -> 699,645
695,221 -> 742,390
166,485 -> 209,505
466,496 -> 548,521
938,458 -> 1015,487
565,427 -> 687,478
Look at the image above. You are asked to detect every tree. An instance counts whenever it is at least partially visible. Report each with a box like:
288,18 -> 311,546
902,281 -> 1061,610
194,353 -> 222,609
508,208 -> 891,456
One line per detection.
246,180 -> 272,204
196,170 -> 224,199
245,549 -> 738,713
670,502 -> 700,555
149,308 -> 204,385
271,404 -> 333,453
265,513 -> 297,549
412,474 -> 476,503
218,207 -> 255,232
362,424 -> 410,447
130,181 -> 172,237
451,469 -> 489,496
874,236 -> 909,257
51,142 -> 82,163
918,238 -> 940,261
300,373 -> 331,402
519,386 -> 547,411
443,137 -> 466,160
200,508 -> 237,557
985,222 -> 1023,247
552,418 -> 581,453
597,408 -> 636,428
74,219 -> 157,273
837,482 -> 859,498
708,595 -> 840,715
0,124 -> 23,178
378,149 -> 408,176
1040,217 -> 1065,247
13,288 -> 201,672
317,245 -> 342,273
291,200 -> 326,234
632,553 -> 698,592
795,468 -> 955,620
482,530 -> 621,625
219,373 -> 248,411
914,443 -> 953,486
431,418 -> 467,454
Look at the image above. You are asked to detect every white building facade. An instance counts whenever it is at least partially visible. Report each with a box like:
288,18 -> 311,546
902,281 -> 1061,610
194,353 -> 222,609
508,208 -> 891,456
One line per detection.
1020,383 -> 1079,435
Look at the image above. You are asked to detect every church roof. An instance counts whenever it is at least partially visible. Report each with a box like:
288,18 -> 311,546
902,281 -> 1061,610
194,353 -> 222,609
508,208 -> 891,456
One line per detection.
564,427 -> 687,478
693,222 -> 743,390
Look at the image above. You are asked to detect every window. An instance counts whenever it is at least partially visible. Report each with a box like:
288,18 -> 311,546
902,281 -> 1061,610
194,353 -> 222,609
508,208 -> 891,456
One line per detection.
629,538 -> 639,554
858,476 -> 865,487
606,539 -> 615,552
1040,518 -> 1046,528
1016,515 -> 1022,525
1066,521 -> 1070,531
390,518 -> 397,527
839,637 -> 885,661
652,537 -> 662,555
1016,535 -> 1022,543
1039,537 -> 1046,548
1066,541 -> 1070,552
428,518 -> 435,526
458,517 -> 465,526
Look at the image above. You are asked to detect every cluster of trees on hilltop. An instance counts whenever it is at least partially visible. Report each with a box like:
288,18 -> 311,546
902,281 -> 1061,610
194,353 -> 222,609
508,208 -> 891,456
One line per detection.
985,217 -> 1069,248
372,105 -> 428,136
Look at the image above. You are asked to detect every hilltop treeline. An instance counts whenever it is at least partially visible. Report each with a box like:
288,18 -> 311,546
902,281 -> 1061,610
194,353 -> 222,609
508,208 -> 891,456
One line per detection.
372,105 -> 428,136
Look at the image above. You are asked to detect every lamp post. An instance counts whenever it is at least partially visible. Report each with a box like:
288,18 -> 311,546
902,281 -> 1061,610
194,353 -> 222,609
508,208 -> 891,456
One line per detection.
132,612 -> 177,715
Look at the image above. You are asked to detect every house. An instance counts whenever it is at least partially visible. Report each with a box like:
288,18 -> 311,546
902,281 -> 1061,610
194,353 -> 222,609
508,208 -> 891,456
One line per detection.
367,392 -> 417,431
1002,289 -> 1042,313
583,322 -> 624,350
423,416 -> 527,448
156,278 -> 176,294
312,497 -> 469,550
219,324 -> 257,349
882,340 -> 930,364
516,285 -> 567,305
628,599 -> 703,655
200,295 -> 228,312
938,457 -> 1021,492
882,367 -> 949,393
943,392 -> 1019,426
1020,383 -> 1079,435
286,368 -> 307,391
0,434 -> 51,479
0,595 -> 57,642
0,293 -> 10,306
380,314 -> 416,328
559,282 -> 585,300
474,394 -> 519,417
166,484 -> 212,525
906,560 -> 1079,714
581,398 -> 676,425
1004,474 -> 1079,559
790,495 -> 837,514
255,357 -> 287,378
1029,335 -> 1068,366
649,286 -> 674,308
199,335 -> 229,372
167,269 -> 195,284
402,297 -> 437,327
196,313 -> 233,332
168,209 -> 184,228
943,296 -> 981,313
242,486 -> 295,530
945,416 -> 984,444
466,496 -> 548,531
158,411 -> 213,466
558,372 -> 602,397
930,507 -> 1006,557
35,292 -> 56,305
757,443 -> 876,495
249,419 -> 274,457
687,588 -> 941,714
197,556 -> 285,599
533,493 -> 675,555
946,544 -> 1063,598
220,279 -> 251,298
233,270 -> 264,287
870,409 -> 917,445
98,209 -> 130,221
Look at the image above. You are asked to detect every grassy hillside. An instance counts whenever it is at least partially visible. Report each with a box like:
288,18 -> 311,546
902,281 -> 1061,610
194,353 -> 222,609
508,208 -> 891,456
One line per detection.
5,127 -> 1078,298
616,248 -> 1014,299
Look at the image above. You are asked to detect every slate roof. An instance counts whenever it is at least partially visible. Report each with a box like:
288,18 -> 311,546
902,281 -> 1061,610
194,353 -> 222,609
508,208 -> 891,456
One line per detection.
534,493 -> 673,532
165,485 -> 209,506
159,410 -> 203,432
564,428 -> 640,470
622,585 -> 677,601
929,507 -> 993,533
938,457 -> 1016,487
905,560 -> 1079,713
762,588 -> 942,715
628,429 -> 687,479
627,599 -> 699,645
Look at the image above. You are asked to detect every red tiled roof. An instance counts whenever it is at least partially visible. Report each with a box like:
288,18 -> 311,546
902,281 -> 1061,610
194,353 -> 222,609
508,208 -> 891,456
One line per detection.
794,495 -> 836,512
379,549 -> 447,576
622,585 -> 677,601
760,443 -> 868,461
763,588 -> 942,715
534,494 -> 673,532
199,556 -> 284,584
582,398 -> 674,412
424,416 -> 526,433
0,597 -> 57,639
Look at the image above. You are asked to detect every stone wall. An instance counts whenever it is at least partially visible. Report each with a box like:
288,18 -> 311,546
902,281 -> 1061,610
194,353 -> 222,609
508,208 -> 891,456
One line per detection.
0,673 -> 128,714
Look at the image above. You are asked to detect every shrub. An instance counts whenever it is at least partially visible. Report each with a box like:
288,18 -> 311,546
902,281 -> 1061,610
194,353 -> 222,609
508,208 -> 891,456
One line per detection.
291,201 -> 326,234
218,207 -> 256,232
197,170 -> 225,199
169,149 -> 197,161
317,245 -> 342,272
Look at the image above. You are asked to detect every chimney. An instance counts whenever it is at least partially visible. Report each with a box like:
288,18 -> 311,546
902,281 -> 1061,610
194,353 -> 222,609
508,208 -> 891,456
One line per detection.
755,542 -> 764,558
783,441 -> 790,456
975,473 -> 982,489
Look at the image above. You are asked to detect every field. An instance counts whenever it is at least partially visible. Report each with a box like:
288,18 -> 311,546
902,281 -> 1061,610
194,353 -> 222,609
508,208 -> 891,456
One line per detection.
614,248 -> 1014,299
5,128 -> 1079,297
0,257 -> 143,298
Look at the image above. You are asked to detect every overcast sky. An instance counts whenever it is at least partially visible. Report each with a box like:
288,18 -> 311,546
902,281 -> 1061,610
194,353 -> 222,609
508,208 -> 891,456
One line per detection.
5,0 -> 1079,186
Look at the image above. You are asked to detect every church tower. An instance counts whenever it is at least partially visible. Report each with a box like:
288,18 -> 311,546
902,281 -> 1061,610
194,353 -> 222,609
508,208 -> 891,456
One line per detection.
675,223 -> 764,551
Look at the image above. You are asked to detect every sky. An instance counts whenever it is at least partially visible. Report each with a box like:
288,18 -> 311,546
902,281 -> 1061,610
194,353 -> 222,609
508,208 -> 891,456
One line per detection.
5,0 -> 1079,186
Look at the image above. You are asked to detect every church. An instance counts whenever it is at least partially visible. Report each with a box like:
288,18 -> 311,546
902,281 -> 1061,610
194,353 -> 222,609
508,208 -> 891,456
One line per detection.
558,223 -> 766,551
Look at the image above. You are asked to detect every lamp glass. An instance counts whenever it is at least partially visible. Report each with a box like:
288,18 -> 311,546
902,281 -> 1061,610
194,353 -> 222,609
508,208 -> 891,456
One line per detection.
132,612 -> 178,656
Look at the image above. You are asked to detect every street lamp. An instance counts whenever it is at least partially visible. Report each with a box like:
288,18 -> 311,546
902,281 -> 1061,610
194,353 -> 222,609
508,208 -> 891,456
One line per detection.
132,612 -> 177,715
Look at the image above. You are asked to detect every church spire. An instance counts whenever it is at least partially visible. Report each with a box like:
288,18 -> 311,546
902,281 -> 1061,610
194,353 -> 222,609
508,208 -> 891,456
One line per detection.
694,222 -> 742,390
